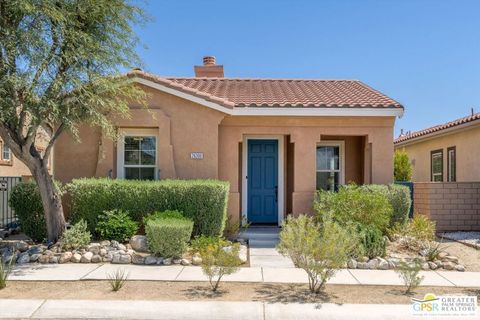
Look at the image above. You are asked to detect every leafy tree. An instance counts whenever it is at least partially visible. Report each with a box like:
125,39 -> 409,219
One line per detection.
0,1 -> 145,241
394,149 -> 413,181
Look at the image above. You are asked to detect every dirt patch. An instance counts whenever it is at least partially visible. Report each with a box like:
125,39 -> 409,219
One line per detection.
438,238 -> 480,271
0,281 -> 478,304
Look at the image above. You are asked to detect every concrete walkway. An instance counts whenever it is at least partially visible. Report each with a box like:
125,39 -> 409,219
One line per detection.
0,299 -> 451,319
9,264 -> 480,287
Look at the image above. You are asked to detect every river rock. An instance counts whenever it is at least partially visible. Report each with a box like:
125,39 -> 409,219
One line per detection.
91,254 -> 102,263
192,254 -> 202,266
443,255 -> 459,264
163,258 -> 172,265
347,259 -> 357,269
80,252 -> 93,263
16,252 -> 30,264
443,261 -> 455,270
181,258 -> 191,266
129,235 -> 148,253
131,253 -> 146,265
71,253 -> 82,263
30,253 -> 41,262
112,253 -> 131,264
59,252 -> 73,264
145,256 -> 158,265
378,258 -> 389,270
455,264 -> 465,272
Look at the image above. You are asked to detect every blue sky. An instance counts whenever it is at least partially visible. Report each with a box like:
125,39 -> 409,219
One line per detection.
135,0 -> 480,137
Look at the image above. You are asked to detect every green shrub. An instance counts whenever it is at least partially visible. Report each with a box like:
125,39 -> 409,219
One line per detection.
107,268 -> 129,292
278,215 -> 357,293
143,210 -> 185,225
145,216 -> 194,258
67,178 -> 229,237
359,225 -> 386,258
410,215 -> 436,242
191,235 -> 222,254
60,220 -> 92,250
362,184 -> 411,226
394,149 -> 413,182
96,209 -> 139,242
314,184 -> 393,232
199,237 -> 241,291
389,215 -> 436,250
9,182 -> 46,242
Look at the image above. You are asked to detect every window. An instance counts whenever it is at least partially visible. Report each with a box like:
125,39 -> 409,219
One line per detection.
316,142 -> 344,191
447,146 -> 456,182
2,144 -> 11,161
431,149 -> 443,182
122,135 -> 156,180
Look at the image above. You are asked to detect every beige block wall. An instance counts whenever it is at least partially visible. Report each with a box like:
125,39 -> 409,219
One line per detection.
414,182 -> 480,232
396,125 -> 480,182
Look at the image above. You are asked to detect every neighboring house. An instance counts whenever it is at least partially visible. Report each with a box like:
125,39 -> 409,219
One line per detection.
394,112 -> 480,182
53,56 -> 403,225
0,138 -> 32,177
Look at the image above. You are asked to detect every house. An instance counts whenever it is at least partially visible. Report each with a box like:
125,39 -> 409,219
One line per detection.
0,138 -> 31,177
53,56 -> 403,225
394,112 -> 480,182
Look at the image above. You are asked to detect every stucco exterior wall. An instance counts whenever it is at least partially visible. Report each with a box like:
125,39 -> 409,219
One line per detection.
395,125 -> 480,182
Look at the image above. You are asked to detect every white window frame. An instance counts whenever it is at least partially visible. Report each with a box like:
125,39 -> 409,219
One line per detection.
2,144 -> 11,161
116,128 -> 158,179
316,141 -> 345,190
431,150 -> 443,182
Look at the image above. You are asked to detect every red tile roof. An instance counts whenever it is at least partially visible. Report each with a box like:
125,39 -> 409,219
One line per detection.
128,70 -> 403,109
394,113 -> 480,144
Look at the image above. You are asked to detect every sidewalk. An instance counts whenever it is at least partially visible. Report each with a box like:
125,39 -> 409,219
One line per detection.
9,264 -> 480,287
0,299 -> 434,319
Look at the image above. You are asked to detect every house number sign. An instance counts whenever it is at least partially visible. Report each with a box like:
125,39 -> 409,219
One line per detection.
190,152 -> 204,160
0,181 -> 7,191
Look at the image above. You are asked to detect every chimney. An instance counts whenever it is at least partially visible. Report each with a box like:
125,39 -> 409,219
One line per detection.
194,56 -> 224,77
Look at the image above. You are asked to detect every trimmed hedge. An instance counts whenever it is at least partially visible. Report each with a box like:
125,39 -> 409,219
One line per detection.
66,178 -> 229,237
9,182 -> 47,242
145,216 -> 193,258
362,184 -> 411,226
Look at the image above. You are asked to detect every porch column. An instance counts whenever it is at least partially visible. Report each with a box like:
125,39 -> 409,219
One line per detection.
369,130 -> 394,184
290,131 -> 317,216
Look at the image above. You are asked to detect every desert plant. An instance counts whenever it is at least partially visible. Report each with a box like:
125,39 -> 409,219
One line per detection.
359,225 -> 386,259
363,184 -> 411,226
145,215 -> 194,258
107,269 -> 129,292
422,241 -> 442,262
390,215 -> 436,251
96,209 -> 138,242
314,184 -> 393,232
67,178 -> 229,237
410,215 -> 436,242
0,257 -> 13,290
223,215 -> 250,239
278,215 -> 356,293
191,235 -> 222,254
199,238 -> 241,291
394,149 -> 413,182
60,220 -> 92,251
396,258 -> 424,294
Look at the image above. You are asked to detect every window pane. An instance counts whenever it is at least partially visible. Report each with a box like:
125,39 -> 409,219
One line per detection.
141,137 -> 156,150
433,174 -> 443,182
448,149 -> 456,182
316,146 -> 339,171
125,167 -> 140,180
316,171 -> 339,191
140,150 -> 155,165
432,153 -> 442,174
139,167 -> 155,180
125,137 -> 140,150
3,145 -> 10,160
124,151 -> 140,165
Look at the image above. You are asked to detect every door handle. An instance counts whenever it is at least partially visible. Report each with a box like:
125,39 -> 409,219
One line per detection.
274,186 -> 278,203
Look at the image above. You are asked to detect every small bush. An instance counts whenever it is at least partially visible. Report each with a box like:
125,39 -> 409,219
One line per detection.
314,184 -> 393,232
143,210 -> 185,225
410,215 -> 436,242
396,258 -> 424,294
390,215 -> 436,251
96,209 -> 138,242
0,257 -> 13,290
107,268 -> 129,292
191,235 -> 222,254
423,241 -> 442,262
278,214 -> 356,293
363,184 -> 411,226
199,237 -> 241,291
60,220 -> 92,251
394,149 -> 413,182
67,178 -> 229,237
9,182 -> 46,242
359,225 -> 386,259
146,215 -> 193,258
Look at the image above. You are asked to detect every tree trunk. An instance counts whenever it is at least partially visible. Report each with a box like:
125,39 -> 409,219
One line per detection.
31,157 -> 66,243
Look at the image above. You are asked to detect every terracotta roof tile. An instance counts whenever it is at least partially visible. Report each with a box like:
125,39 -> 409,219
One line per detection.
128,70 -> 403,109
394,112 -> 480,144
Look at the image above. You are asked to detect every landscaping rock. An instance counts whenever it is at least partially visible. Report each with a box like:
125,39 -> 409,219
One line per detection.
156,257 -> 164,265
130,235 -> 148,253
145,256 -> 157,265
387,260 -> 396,269
38,254 -> 50,264
100,240 -> 111,247
239,245 -> 248,264
15,241 -> 29,252
192,255 -> 202,266
358,256 -> 369,263
443,261 -> 455,270
80,252 -> 93,263
27,246 -> 43,255
30,253 -> 41,262
99,248 -> 107,257
443,255 -> 459,264
103,252 -> 113,262
356,262 -> 368,269
421,263 -> 430,270
455,264 -> 465,272
91,254 -> 102,263
428,262 -> 438,270
16,252 -> 30,264
438,252 -> 448,259
112,253 -> 131,264
347,259 -> 357,269
49,256 -> 59,264
71,253 -> 82,263
59,252 -> 73,264
366,259 -> 378,269
163,258 -> 172,265
43,250 -> 53,256
110,240 -> 120,248
181,258 -> 191,266
88,244 -> 101,255
117,244 -> 127,251
377,258 -> 389,270
434,260 -> 443,268
131,253 -> 146,265
173,258 -> 182,265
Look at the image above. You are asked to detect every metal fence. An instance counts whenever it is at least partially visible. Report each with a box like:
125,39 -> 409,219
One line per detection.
0,176 -> 21,229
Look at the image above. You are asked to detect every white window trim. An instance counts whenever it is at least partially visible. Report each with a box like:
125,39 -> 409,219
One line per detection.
241,135 -> 285,227
2,144 -> 11,161
116,128 -> 159,179
316,141 -> 345,189
431,151 -> 443,182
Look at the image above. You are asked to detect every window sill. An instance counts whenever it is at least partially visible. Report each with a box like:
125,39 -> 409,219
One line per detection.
0,160 -> 13,166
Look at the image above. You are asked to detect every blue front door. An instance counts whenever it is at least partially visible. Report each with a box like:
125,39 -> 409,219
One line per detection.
247,139 -> 278,224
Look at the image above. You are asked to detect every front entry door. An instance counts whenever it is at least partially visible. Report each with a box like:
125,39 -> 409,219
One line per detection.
247,139 -> 278,224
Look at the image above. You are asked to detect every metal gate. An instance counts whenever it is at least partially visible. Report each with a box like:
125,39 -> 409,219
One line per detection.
0,176 -> 21,229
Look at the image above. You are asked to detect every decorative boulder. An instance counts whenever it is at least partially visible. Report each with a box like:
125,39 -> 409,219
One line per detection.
112,253 -> 131,264
347,259 -> 357,269
129,235 -> 149,253
80,252 -> 93,263
59,252 -> 73,264
16,252 -> 30,264
145,256 -> 158,265
71,253 -> 82,263
91,255 -> 102,263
